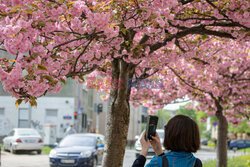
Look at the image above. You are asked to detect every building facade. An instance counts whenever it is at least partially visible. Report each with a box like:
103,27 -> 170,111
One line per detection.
0,80 -> 147,143
0,79 -> 90,141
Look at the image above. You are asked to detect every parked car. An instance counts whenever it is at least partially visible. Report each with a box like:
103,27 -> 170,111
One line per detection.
135,129 -> 165,157
3,128 -> 43,154
229,139 -> 250,150
200,138 -> 208,146
49,133 -> 104,167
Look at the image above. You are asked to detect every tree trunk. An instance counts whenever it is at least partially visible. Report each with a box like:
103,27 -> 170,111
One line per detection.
102,59 -> 134,167
215,109 -> 228,167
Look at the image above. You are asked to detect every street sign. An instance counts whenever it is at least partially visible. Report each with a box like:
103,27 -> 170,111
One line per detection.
63,116 -> 72,120
78,107 -> 83,114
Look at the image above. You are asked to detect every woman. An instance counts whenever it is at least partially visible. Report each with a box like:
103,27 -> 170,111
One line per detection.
132,115 -> 202,167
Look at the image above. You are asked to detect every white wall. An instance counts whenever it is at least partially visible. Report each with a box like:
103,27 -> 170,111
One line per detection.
0,97 -> 17,136
0,96 -> 74,139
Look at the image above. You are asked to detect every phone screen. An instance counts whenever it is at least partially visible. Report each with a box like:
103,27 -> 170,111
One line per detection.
145,115 -> 158,141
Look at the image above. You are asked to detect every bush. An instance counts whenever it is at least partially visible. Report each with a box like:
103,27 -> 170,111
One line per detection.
207,141 -> 215,148
42,146 -> 52,154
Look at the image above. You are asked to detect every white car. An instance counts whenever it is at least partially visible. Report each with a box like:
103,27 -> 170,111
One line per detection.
3,128 -> 44,154
135,129 -> 165,157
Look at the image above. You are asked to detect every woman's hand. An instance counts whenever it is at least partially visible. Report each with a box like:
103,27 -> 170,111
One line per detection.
140,131 -> 150,157
150,132 -> 163,156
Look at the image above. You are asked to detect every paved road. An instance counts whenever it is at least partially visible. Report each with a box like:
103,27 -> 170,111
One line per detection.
1,149 -> 247,167
1,151 -> 49,167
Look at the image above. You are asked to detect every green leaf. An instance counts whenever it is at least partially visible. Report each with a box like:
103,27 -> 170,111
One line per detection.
44,76 -> 54,82
30,4 -> 39,9
45,2 -> 54,7
24,9 -> 33,15
78,76 -> 85,82
59,78 -> 66,84
15,99 -> 23,108
30,99 -> 37,107
202,35 -> 208,40
37,20 -> 46,27
37,64 -> 48,71
10,5 -> 20,13
121,28 -> 127,35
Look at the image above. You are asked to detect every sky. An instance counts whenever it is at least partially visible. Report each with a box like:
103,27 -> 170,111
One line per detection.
163,97 -> 192,110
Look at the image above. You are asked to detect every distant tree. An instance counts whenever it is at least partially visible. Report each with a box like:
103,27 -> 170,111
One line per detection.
154,109 -> 171,129
229,120 -> 250,135
177,105 -> 197,121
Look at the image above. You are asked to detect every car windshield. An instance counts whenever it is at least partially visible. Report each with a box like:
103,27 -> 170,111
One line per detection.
16,129 -> 40,136
59,136 -> 96,147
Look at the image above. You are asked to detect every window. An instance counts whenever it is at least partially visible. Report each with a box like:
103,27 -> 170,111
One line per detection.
18,108 -> 30,128
82,113 -> 87,128
237,140 -> 244,144
16,129 -> 40,136
45,109 -> 58,124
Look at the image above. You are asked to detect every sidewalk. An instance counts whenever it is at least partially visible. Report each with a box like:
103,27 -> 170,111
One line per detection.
200,145 -> 215,152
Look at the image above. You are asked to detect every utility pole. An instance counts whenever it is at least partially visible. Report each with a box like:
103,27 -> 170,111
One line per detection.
76,82 -> 82,133
95,93 -> 103,133
28,103 -> 32,128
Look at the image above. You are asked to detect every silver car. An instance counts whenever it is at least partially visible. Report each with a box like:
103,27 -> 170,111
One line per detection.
3,128 -> 44,154
135,129 -> 165,157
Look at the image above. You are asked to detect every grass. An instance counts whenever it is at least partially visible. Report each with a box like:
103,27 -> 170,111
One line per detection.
207,141 -> 215,148
42,146 -> 52,154
203,155 -> 250,167
238,147 -> 250,153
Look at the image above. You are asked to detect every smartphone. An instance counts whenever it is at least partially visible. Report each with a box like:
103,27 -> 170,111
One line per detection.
145,115 -> 158,141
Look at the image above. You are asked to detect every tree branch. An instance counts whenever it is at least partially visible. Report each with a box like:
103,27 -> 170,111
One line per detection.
53,36 -> 85,49
191,57 -> 210,65
166,64 -> 210,94
66,65 -> 98,77
178,0 -> 196,5
73,37 -> 94,73
150,25 -> 235,53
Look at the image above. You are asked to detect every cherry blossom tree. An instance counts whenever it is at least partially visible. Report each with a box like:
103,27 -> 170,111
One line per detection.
172,41 -> 249,167
0,0 -> 249,166
134,39 -> 249,167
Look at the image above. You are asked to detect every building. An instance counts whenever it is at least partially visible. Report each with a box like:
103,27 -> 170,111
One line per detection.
87,90 -> 108,135
127,105 -> 148,145
0,79 -> 91,141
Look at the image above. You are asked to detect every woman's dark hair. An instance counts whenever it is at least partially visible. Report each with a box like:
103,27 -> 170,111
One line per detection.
163,115 -> 200,153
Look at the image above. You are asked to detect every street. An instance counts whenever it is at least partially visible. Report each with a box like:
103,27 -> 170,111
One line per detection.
1,148 -> 247,167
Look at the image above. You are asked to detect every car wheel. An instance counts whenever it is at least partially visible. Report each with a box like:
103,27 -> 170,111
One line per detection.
92,157 -> 97,167
10,145 -> 16,154
37,150 -> 42,154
